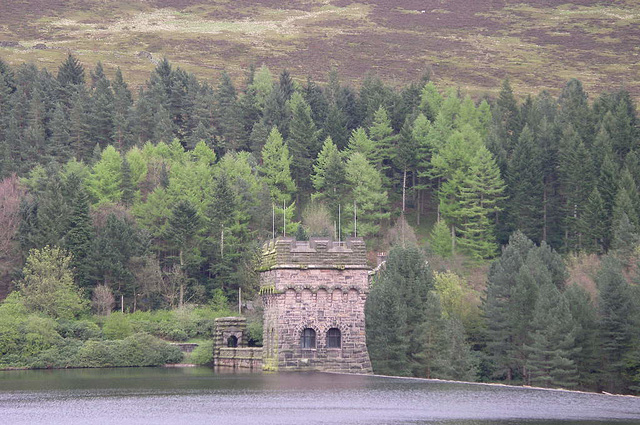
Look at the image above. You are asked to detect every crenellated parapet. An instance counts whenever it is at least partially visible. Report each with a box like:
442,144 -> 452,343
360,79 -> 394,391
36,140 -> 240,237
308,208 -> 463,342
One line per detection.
259,237 -> 367,271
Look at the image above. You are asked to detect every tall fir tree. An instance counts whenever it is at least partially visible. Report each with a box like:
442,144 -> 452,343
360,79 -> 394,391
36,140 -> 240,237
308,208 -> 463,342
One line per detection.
506,124 -> 544,243
287,92 -> 320,196
597,256 -> 639,393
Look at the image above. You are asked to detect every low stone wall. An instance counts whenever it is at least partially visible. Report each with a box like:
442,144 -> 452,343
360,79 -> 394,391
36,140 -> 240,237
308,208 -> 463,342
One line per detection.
171,343 -> 199,353
215,347 -> 263,369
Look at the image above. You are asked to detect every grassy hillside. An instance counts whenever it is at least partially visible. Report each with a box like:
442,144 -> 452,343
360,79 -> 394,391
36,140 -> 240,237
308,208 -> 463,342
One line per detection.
1,0 -> 638,98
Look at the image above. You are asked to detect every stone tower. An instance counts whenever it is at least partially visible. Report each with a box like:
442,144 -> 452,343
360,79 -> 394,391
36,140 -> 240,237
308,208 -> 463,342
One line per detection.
259,237 -> 372,373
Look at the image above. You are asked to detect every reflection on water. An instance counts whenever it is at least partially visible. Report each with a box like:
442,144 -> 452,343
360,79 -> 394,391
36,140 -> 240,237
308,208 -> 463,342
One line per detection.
0,367 -> 639,425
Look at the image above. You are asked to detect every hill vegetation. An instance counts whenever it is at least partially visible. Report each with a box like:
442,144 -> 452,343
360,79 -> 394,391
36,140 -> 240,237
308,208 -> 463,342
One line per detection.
0,54 -> 638,393
0,0 -> 638,101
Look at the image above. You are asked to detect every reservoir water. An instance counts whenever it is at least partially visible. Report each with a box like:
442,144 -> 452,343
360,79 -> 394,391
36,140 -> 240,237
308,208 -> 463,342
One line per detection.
0,367 -> 639,424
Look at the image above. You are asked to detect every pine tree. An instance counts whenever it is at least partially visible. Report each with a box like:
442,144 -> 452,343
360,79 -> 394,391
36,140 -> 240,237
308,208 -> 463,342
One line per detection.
302,76 -> 328,128
578,188 -> 608,253
134,88 -> 155,144
564,284 -> 600,389
557,78 -> 593,145
366,273 -> 409,376
428,220 -> 453,258
324,104 -> 349,149
90,62 -> 114,147
615,167 -> 640,225
208,170 -> 235,260
483,231 -> 535,381
526,280 -> 579,388
215,71 -> 243,151
68,88 -> 92,161
346,127 -> 375,161
120,156 -> 135,207
165,200 -> 203,307
610,213 -> 640,267
419,81 -> 443,122
62,172 -> 93,288
311,137 -> 346,221
368,106 -> 397,180
49,102 -> 71,162
57,54 -> 85,87
88,213 -> 145,304
248,64 -> 273,112
277,69 -> 295,102
343,152 -> 389,237
111,67 -> 133,150
558,125 -> 593,251
367,245 -> 434,376
287,92 -> 320,195
260,127 -> 296,204
153,104 -> 174,144
86,145 -> 123,205
395,117 -> 417,213
261,86 -> 289,139
506,124 -> 544,242
597,256 -> 638,393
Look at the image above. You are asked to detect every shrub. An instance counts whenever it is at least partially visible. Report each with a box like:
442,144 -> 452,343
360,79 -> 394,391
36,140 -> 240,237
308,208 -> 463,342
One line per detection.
28,339 -> 82,369
76,333 -> 182,367
189,341 -> 213,365
246,319 -> 263,347
102,312 -> 133,340
57,319 -> 102,341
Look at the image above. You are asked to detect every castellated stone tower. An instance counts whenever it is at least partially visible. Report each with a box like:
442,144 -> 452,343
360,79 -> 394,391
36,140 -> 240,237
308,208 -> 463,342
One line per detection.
259,237 -> 373,373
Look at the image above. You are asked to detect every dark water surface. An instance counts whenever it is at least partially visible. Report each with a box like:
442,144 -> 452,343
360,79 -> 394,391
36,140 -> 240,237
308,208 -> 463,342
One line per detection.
0,367 -> 639,425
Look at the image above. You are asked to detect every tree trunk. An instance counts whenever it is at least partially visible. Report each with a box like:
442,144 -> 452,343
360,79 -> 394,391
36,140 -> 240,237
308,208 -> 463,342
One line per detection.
220,226 -> 224,258
179,249 -> 184,308
542,183 -> 548,242
417,187 -> 421,226
451,224 -> 456,254
402,168 -> 407,212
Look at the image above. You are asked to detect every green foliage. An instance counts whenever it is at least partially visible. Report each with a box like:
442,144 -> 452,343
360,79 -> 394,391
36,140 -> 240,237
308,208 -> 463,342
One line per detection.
86,145 -> 123,205
76,333 -> 183,367
367,245 -> 434,376
102,312 -> 133,340
18,246 -> 87,319
429,220 -> 453,258
189,340 -> 213,365
343,152 -> 389,237
1,57 -> 640,392
483,231 -> 568,383
597,256 -> 639,393
260,127 -> 296,204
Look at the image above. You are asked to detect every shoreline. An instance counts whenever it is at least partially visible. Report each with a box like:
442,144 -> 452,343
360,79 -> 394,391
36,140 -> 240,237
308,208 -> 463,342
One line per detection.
2,364 -> 638,398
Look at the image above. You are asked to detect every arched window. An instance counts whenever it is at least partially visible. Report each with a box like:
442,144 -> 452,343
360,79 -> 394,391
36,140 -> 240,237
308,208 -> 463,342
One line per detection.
327,328 -> 341,348
227,335 -> 238,348
300,328 -> 316,349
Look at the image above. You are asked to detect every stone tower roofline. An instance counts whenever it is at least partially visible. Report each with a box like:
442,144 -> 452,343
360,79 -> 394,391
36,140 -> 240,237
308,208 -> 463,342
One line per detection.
259,237 -> 368,271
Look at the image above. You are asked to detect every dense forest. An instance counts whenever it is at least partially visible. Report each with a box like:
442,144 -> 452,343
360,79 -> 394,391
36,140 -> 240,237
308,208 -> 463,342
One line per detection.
0,55 -> 638,394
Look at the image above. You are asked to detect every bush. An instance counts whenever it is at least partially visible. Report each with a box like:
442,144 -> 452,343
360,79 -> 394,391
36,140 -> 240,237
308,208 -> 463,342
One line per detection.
76,333 -> 182,367
246,319 -> 263,347
127,307 -> 227,341
102,312 -> 133,340
27,339 -> 82,369
57,319 -> 102,341
189,341 -> 213,365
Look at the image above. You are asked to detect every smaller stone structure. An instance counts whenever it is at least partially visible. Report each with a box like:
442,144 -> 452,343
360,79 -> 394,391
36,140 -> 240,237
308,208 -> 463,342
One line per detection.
212,317 -> 262,369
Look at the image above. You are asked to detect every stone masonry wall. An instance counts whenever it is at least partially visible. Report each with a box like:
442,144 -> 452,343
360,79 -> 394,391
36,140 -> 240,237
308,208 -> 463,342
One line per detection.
260,237 -> 372,374
213,317 -> 263,369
